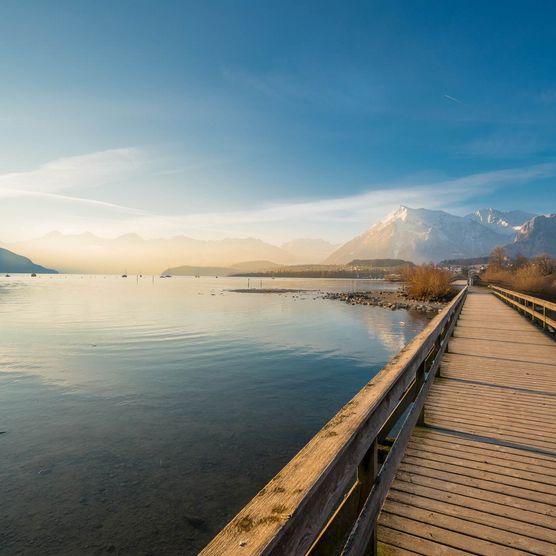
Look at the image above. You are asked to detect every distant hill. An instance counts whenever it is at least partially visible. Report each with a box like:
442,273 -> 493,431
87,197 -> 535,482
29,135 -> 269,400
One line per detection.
231,260 -> 411,279
160,265 -> 233,276
439,256 -> 490,267
0,247 -> 58,274
505,214 -> 556,257
347,259 -> 415,268
162,260 -> 283,276
230,260 -> 283,273
326,206 -> 507,264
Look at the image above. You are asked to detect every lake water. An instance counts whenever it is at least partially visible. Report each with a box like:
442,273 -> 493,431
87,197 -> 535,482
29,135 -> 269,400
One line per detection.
0,275 -> 431,555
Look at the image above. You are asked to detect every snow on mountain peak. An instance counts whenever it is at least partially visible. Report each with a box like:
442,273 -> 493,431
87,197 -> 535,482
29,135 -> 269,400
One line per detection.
466,208 -> 536,236
326,206 -> 509,264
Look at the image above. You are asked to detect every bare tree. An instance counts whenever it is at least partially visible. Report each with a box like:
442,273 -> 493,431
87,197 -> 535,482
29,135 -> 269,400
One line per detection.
532,254 -> 554,276
489,246 -> 508,270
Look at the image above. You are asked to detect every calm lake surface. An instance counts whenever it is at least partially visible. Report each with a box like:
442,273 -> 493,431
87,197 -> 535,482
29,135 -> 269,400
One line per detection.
0,275 -> 431,555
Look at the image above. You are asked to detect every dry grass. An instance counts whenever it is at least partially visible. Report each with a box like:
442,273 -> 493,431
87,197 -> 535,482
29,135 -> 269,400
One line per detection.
513,266 -> 554,293
402,264 -> 454,301
483,260 -> 556,298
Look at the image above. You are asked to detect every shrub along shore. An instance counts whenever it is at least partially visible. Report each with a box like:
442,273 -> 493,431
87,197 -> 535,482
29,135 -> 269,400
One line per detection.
326,264 -> 456,312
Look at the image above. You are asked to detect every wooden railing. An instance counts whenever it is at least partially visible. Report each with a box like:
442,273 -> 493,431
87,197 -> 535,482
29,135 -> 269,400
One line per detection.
490,285 -> 556,332
201,287 -> 468,556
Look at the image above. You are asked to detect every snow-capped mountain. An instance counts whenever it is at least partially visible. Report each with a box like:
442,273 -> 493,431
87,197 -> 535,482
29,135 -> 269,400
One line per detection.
325,206 -> 508,264
466,208 -> 536,236
505,214 -> 556,257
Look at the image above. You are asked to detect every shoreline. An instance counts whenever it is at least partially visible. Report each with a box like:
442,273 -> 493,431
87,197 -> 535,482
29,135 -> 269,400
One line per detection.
324,289 -> 445,313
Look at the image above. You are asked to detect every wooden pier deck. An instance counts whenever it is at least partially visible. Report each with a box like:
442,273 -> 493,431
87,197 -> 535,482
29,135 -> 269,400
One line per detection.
203,286 -> 556,556
378,287 -> 556,555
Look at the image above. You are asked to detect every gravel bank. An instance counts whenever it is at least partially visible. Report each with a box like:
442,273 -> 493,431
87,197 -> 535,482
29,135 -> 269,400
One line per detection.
324,289 -> 446,313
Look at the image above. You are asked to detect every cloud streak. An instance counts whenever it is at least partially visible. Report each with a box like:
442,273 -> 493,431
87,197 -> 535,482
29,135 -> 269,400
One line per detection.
443,94 -> 465,105
1,148 -> 554,242
123,162 -> 556,240
0,148 -> 144,195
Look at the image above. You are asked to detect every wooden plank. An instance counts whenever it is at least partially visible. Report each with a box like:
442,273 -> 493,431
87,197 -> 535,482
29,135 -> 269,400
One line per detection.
394,468 -> 556,519
376,541 -> 421,555
406,437 -> 556,479
378,510 -> 520,555
410,429 -> 556,467
438,365 -> 556,385
453,328 -> 555,346
422,401 -> 554,429
440,362 -> 556,381
423,417 -> 556,452
377,525 -> 472,556
390,478 -> 556,535
403,446 -> 556,489
426,392 -> 556,419
424,408 -> 556,440
428,383 -> 556,409
400,454 -> 556,498
384,498 -> 554,554
429,382 -> 556,411
447,338 -> 556,366
397,461 -> 556,505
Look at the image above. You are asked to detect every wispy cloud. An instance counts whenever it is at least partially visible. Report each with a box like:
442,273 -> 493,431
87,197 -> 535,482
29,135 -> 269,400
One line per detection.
223,66 -> 387,113
0,148 -> 144,195
443,94 -> 465,105
1,148 -> 554,243
122,162 -> 556,240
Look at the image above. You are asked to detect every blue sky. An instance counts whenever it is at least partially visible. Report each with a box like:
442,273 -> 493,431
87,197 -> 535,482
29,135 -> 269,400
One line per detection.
1,0 -> 555,242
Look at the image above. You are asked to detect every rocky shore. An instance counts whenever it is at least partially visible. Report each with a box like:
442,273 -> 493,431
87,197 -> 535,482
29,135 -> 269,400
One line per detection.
324,289 -> 445,313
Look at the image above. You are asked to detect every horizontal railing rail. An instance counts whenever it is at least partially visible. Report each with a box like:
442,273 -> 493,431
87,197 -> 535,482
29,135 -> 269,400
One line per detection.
489,285 -> 556,332
201,287 -> 468,556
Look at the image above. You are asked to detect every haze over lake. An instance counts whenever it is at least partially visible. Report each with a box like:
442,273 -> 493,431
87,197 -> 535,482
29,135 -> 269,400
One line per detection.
0,275 -> 430,554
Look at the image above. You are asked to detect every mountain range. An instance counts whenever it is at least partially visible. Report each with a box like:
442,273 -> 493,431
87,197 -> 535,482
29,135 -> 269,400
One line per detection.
2,207 -> 554,273
465,208 -> 536,236
5,233 -> 337,275
505,213 -> 556,257
325,207 -> 555,264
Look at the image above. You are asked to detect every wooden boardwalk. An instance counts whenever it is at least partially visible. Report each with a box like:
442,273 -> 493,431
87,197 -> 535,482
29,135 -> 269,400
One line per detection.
377,287 -> 556,555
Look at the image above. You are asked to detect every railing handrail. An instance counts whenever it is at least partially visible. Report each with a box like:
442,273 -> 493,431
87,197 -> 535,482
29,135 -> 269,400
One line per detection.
489,285 -> 556,331
201,287 -> 468,555
489,284 -> 556,312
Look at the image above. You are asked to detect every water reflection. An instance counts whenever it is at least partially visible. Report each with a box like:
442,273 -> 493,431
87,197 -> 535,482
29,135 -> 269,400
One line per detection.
0,276 -> 429,555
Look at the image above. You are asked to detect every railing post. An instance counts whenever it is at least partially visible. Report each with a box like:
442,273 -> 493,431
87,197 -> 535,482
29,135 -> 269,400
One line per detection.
415,360 -> 426,426
543,306 -> 547,329
357,440 -> 378,555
